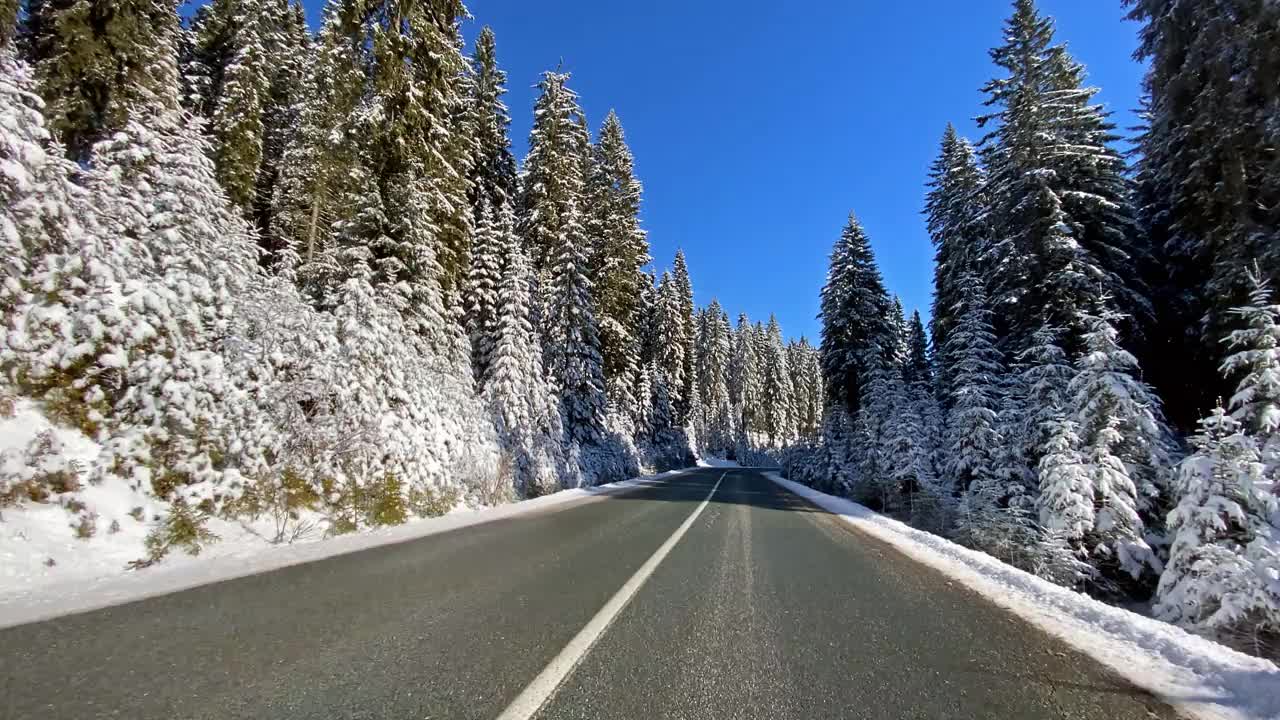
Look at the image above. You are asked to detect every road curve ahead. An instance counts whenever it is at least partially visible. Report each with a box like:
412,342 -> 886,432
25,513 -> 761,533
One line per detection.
0,468 -> 1178,720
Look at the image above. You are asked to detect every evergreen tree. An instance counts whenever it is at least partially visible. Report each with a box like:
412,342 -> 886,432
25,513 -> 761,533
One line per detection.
731,312 -> 763,444
926,124 -> 989,403
654,271 -> 686,416
671,249 -> 697,422
1154,276 -> 1280,641
696,301 -> 734,454
885,369 -> 942,519
466,26 -> 516,222
1068,310 -> 1175,582
789,338 -> 824,440
853,343 -> 896,506
187,0 -> 309,238
517,76 -> 611,448
518,71 -> 590,277
484,210 -> 565,497
1154,405 -> 1280,641
633,360 -> 655,439
761,315 -> 796,447
904,311 -> 933,388
977,0 -> 1147,357
1014,325 -> 1075,473
1,8 -> 82,314
1126,0 -> 1280,431
268,3 -> 365,286
1221,273 -> 1280,468
269,0 -> 473,343
186,0 -> 310,253
208,9 -> 265,217
941,275 -> 1005,501
1037,417 -> 1093,547
648,358 -> 676,441
583,110 -> 650,396
819,212 -> 893,413
26,0 -> 182,161
887,297 -> 909,367
466,196 -> 504,382
904,311 -> 943,487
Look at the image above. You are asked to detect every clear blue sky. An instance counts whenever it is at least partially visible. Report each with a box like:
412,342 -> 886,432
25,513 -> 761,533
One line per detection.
294,1 -> 1146,342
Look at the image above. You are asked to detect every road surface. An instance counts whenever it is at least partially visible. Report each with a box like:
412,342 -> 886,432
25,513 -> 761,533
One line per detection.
0,468 -> 1178,719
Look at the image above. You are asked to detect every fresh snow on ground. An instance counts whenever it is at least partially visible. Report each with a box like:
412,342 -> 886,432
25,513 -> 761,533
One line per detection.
767,472 -> 1280,720
0,399 -> 167,589
0,467 -> 690,629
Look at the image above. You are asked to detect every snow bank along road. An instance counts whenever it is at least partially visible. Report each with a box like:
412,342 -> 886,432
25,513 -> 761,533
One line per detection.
0,468 -> 1180,719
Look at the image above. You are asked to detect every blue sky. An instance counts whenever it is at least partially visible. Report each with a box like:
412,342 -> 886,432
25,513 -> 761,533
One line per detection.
295,1 -> 1146,341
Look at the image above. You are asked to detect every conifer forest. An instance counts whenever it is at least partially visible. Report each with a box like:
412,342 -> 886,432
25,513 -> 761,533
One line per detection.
1,0 -> 1278,660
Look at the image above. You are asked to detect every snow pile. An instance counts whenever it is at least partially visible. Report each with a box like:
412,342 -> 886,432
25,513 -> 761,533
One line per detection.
768,472 -> 1280,720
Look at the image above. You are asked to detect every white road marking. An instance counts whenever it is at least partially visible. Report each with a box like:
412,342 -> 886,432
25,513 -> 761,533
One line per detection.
494,470 -> 728,720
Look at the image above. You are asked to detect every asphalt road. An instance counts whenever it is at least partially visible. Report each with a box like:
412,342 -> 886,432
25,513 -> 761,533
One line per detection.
0,468 -> 1179,719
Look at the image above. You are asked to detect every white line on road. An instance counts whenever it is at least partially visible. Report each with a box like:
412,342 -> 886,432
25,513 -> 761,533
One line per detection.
495,470 -> 728,720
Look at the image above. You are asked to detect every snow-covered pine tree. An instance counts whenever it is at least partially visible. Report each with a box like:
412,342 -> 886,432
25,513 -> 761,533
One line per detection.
466,26 -> 517,223
268,3 -> 365,288
366,0 -> 473,303
814,404 -> 855,495
654,271 -> 687,420
926,124 -> 989,403
7,23 -> 276,516
696,300 -> 734,454
274,0 -> 474,321
887,297 -> 909,367
24,0 -> 183,162
1126,0 -> 1280,431
852,343 -> 895,507
484,204 -> 565,497
1015,325 -> 1075,473
1221,272 -> 1280,472
0,15 -> 83,316
648,358 -> 676,441
977,0 -> 1148,358
1068,309 -> 1175,583
528,81 -> 609,450
672,249 -> 697,424
633,360 -> 654,439
788,337 -> 824,440
884,365 -> 942,520
1154,404 -> 1280,647
819,212 -> 893,414
730,312 -> 763,446
253,2 -> 309,256
761,314 -> 797,448
1152,274 -> 1280,645
941,275 -> 1005,517
583,110 -> 651,398
903,310 -> 932,389
1037,417 -> 1092,547
622,270 -> 659,426
518,71 -> 590,278
904,310 -> 943,490
187,0 -> 311,250
466,195 -> 504,382
189,0 -> 267,215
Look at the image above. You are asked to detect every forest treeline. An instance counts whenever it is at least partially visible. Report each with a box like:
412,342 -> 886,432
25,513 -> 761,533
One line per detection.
0,0 -> 818,564
774,0 -> 1279,657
